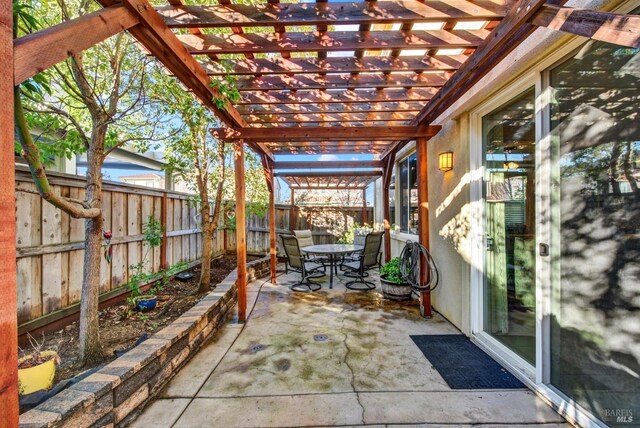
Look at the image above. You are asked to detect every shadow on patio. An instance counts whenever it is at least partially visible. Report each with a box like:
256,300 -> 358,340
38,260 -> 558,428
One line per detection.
133,266 -> 567,427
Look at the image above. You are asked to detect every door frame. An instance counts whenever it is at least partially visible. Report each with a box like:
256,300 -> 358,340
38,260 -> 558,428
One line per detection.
469,70 -> 538,382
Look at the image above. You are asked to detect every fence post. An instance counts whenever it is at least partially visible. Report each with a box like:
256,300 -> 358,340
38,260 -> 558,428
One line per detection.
160,191 -> 168,269
289,188 -> 295,231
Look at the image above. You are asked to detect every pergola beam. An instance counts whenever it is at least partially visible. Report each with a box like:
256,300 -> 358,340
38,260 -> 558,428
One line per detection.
275,171 -> 382,178
158,1 -> 510,28
273,161 -> 384,169
13,5 -> 139,85
178,30 -> 489,55
270,147 -> 390,154
199,55 -> 467,76
531,5 -> 640,48
211,125 -> 441,142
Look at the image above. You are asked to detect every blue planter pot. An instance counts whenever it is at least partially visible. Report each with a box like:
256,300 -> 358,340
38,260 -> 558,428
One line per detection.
134,296 -> 157,312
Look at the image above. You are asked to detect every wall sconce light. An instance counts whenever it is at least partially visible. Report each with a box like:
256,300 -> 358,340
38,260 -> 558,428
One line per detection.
438,151 -> 453,172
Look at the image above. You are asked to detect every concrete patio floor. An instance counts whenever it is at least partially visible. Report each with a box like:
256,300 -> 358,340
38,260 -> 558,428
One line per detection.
133,265 -> 568,428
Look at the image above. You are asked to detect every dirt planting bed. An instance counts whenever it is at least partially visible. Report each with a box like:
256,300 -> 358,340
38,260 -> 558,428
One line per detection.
29,254 -> 260,389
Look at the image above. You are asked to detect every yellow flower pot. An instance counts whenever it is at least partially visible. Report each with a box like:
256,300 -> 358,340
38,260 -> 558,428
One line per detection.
18,351 -> 58,395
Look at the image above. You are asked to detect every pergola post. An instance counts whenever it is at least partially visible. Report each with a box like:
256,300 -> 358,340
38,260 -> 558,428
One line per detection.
234,140 -> 247,322
382,152 -> 396,263
362,188 -> 368,226
268,168 -> 277,284
416,137 -> 431,318
1,0 -> 19,422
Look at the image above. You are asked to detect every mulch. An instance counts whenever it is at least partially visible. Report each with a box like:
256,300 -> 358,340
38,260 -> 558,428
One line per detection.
33,254 -> 259,385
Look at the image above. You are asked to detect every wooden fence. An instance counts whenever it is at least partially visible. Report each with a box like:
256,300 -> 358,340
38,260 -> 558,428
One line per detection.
15,167 -> 372,330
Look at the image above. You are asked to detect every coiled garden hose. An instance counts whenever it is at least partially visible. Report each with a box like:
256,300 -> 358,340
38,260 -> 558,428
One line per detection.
398,241 -> 439,293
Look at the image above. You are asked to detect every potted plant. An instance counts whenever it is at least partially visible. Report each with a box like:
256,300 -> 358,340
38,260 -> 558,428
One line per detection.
127,216 -> 164,312
18,335 -> 60,395
379,257 -> 413,301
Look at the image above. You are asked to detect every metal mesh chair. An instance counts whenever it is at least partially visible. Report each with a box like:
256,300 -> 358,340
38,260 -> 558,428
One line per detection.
342,232 -> 384,290
293,229 -> 329,267
280,235 -> 325,292
340,228 -> 370,270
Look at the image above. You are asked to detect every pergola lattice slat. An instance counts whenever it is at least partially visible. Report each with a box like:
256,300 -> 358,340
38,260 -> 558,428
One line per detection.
199,55 -> 468,76
238,88 -> 438,105
234,72 -> 450,91
158,1 -> 510,28
244,111 -> 416,124
237,101 -> 424,115
178,29 -> 490,55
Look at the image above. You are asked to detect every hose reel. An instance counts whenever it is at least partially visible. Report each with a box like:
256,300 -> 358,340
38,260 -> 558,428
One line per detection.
398,241 -> 439,294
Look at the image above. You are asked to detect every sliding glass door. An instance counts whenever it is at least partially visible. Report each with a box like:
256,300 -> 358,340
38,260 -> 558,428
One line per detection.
548,40 -> 640,425
482,88 -> 537,366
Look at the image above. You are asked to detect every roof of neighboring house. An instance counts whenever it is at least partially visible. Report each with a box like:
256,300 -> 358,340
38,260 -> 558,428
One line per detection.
119,173 -> 164,180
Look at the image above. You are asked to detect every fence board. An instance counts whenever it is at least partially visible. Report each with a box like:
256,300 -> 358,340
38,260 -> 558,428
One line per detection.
41,191 -> 63,314
15,167 -> 372,330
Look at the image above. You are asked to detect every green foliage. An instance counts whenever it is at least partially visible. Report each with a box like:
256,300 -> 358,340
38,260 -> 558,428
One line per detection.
16,0 -> 166,168
12,0 -> 40,35
143,216 -> 163,248
379,257 -> 405,285
126,216 -> 164,300
209,62 -> 241,111
221,149 -> 269,221
337,223 -> 372,244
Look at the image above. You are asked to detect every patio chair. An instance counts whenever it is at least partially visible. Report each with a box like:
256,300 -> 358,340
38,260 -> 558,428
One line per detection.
342,231 -> 384,291
340,228 -> 372,270
280,235 -> 325,292
293,229 -> 329,267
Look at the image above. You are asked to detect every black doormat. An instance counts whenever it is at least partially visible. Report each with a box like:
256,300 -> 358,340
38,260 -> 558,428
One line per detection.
410,334 -> 526,389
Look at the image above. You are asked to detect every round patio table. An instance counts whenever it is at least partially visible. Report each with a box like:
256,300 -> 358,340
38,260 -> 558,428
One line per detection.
302,244 -> 363,289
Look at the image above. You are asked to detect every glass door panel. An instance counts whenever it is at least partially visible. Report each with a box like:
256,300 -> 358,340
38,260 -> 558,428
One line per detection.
549,40 -> 640,425
483,88 -> 537,365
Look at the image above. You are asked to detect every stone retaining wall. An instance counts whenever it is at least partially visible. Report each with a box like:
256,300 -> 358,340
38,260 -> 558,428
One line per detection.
19,257 -> 271,428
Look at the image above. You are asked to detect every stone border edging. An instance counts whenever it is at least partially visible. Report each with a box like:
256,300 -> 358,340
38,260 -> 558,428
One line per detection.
19,257 -> 271,428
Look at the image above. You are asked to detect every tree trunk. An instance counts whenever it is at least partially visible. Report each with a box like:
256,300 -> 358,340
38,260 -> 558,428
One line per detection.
199,202 -> 212,292
200,227 -> 213,292
78,126 -> 105,365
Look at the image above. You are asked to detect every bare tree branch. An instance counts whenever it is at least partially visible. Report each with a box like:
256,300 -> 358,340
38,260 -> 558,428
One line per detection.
15,87 -> 100,219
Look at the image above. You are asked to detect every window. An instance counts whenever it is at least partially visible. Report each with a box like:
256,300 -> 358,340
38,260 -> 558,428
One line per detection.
397,153 -> 418,234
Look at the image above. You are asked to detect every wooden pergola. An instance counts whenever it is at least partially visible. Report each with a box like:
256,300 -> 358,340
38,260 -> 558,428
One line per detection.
2,0 -> 639,421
